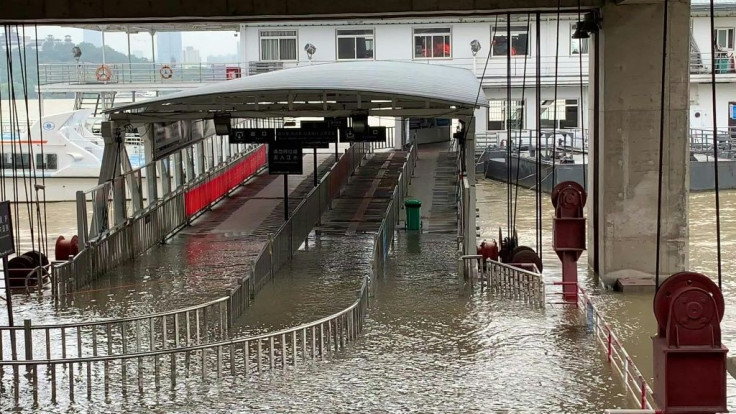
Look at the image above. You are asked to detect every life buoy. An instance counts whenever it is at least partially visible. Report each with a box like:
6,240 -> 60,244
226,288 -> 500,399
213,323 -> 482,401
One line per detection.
160,65 -> 173,79
95,65 -> 112,82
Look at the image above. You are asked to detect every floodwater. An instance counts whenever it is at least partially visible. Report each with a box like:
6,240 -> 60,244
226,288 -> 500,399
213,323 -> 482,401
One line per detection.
1,179 -> 736,411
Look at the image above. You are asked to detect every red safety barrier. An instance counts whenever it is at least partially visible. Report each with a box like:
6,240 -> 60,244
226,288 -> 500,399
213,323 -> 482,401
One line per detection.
185,146 -> 266,217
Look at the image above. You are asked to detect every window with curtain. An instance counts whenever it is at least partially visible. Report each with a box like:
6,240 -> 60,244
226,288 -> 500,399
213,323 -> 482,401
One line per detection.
259,30 -> 298,61
540,99 -> 579,129
413,28 -> 451,58
715,28 -> 735,51
488,100 -> 525,131
336,29 -> 375,60
492,25 -> 529,57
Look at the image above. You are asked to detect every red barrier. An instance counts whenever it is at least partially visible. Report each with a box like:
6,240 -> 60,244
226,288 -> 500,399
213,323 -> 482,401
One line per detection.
185,146 -> 266,217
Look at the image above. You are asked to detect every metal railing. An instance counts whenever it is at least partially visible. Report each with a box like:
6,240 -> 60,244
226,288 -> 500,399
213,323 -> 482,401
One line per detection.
461,257 -> 545,306
0,143 -> 408,407
578,287 -> 657,411
53,143 -> 264,297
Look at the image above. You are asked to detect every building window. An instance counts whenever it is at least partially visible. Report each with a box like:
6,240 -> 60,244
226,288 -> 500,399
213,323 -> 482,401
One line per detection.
488,100 -> 525,131
36,153 -> 57,170
570,24 -> 589,55
414,28 -> 451,58
540,99 -> 579,129
336,29 -> 374,60
492,26 -> 529,57
260,30 -> 298,61
715,28 -> 735,51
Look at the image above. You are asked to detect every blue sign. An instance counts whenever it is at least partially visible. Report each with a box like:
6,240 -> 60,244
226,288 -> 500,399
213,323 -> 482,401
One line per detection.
731,104 -> 736,120
42,122 -> 55,131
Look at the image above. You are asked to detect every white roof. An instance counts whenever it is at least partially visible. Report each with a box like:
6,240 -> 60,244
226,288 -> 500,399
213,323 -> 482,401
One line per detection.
107,61 -> 486,121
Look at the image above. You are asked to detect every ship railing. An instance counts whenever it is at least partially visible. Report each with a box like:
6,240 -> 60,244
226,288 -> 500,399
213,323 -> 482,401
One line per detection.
0,143 -> 409,406
577,286 -> 657,411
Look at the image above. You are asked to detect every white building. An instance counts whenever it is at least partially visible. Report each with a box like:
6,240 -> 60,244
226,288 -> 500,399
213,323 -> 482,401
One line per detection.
182,46 -> 201,63
235,5 -> 736,136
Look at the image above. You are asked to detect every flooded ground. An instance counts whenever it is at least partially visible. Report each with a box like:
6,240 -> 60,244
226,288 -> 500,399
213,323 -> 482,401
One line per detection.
2,178 -> 735,411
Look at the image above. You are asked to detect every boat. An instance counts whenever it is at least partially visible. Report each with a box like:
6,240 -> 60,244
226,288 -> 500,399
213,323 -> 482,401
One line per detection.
1,109 -> 145,202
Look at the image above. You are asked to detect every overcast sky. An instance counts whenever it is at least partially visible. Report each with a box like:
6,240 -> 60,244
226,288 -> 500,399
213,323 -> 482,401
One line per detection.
32,26 -> 238,60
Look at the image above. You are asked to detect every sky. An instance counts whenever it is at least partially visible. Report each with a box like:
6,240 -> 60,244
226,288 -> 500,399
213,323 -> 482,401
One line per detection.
32,26 -> 239,60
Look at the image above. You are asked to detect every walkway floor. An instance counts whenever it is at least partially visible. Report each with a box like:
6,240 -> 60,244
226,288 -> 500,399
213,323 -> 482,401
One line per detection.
233,150 -> 408,335
405,141 -> 459,233
4,152 -> 336,324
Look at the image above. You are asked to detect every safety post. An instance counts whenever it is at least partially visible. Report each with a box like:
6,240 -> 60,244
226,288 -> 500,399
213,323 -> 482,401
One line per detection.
551,181 -> 586,302
652,271 -> 727,413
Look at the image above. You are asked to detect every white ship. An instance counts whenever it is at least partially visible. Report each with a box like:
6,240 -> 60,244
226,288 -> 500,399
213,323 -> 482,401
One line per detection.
1,109 -> 144,202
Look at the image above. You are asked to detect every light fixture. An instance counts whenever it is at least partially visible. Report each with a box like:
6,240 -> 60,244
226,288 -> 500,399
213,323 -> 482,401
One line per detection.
304,43 -> 316,60
213,113 -> 232,136
470,40 -> 481,56
572,12 -> 600,39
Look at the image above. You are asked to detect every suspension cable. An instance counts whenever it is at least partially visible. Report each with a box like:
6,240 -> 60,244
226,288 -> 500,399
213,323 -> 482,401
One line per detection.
34,25 -> 49,258
551,1 -> 561,187
512,13 -> 532,231
708,0 -> 723,289
655,0 -> 669,291
535,12 -> 543,257
577,0 -> 587,189
506,13 -> 513,241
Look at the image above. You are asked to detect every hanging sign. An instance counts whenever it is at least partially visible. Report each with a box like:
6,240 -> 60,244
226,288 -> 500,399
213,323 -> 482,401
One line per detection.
149,119 -> 216,161
341,126 -> 387,142
0,201 -> 14,258
268,142 -> 303,175
229,128 -> 275,144
276,128 -> 337,144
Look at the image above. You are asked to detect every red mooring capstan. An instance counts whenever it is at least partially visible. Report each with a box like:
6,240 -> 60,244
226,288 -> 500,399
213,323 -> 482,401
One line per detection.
652,271 -> 728,413
551,181 -> 586,302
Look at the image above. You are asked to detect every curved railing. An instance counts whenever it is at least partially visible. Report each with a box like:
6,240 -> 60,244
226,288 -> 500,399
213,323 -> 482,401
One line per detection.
0,143 -> 414,406
0,143 -> 371,363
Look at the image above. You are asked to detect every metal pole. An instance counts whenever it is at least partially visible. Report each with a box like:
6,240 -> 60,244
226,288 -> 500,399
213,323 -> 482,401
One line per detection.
283,175 -> 289,221
3,256 -> 17,360
313,148 -> 318,186
126,28 -> 132,83
101,27 -> 106,66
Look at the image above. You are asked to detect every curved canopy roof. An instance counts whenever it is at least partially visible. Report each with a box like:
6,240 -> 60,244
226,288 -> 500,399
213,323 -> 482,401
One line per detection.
106,61 -> 486,122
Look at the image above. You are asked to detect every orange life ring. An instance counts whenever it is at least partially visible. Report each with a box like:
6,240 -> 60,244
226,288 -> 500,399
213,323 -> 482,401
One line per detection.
160,65 -> 173,79
95,65 -> 112,82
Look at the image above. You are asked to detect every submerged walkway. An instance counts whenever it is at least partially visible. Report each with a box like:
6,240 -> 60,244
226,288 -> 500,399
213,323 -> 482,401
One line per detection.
404,141 -> 459,232
3,152 -> 336,325
234,151 -> 408,335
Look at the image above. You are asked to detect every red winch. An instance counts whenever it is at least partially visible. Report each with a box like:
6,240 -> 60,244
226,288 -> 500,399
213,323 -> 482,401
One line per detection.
652,271 -> 727,413
55,235 -> 79,261
551,181 -> 586,302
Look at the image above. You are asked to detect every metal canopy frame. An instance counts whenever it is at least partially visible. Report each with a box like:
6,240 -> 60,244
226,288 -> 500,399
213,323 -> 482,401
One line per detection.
104,61 -> 487,124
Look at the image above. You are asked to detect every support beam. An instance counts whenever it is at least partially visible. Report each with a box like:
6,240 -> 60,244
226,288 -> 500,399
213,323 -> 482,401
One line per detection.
590,0 -> 689,284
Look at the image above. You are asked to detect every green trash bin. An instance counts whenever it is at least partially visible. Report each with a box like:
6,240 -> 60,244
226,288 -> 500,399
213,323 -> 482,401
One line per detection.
404,199 -> 422,231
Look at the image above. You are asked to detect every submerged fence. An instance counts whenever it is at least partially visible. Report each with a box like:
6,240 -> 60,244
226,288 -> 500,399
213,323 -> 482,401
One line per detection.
465,255 -> 656,412
0,143 -> 414,407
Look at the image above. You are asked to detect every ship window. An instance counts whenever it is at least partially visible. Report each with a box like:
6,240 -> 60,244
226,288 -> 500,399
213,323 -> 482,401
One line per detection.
570,24 -> 589,55
337,29 -> 374,60
488,100 -> 525,131
540,99 -> 579,129
0,154 -> 11,169
36,153 -> 57,170
414,28 -> 451,58
715,28 -> 735,51
260,30 -> 298,61
492,25 -> 529,57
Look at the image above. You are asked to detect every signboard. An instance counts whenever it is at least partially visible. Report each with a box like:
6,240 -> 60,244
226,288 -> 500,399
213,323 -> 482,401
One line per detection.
276,128 -> 338,144
341,126 -> 387,142
229,128 -> 274,144
0,201 -> 14,258
268,143 -> 303,175
150,119 -> 216,161
730,103 -> 736,120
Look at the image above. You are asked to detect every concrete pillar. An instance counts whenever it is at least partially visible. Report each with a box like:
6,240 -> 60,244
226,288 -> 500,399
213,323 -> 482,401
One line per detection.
590,1 -> 689,282
464,116 -> 477,256
394,117 -> 404,150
